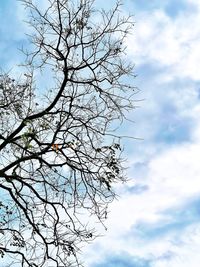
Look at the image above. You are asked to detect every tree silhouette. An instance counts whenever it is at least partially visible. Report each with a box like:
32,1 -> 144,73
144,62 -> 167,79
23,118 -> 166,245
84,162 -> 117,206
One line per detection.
0,0 -> 136,266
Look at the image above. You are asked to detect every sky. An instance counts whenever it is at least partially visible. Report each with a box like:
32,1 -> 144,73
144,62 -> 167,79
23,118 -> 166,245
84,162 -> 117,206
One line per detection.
1,0 -> 200,267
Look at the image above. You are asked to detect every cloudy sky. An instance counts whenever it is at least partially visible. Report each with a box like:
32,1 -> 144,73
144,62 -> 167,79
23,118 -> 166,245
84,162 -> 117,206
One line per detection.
1,0 -> 200,267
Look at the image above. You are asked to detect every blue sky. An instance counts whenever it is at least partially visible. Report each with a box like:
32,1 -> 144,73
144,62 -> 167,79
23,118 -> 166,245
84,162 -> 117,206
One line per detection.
1,0 -> 200,267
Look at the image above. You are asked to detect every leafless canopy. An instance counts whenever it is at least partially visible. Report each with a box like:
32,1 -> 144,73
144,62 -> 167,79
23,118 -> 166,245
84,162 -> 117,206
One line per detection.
0,0 -> 136,266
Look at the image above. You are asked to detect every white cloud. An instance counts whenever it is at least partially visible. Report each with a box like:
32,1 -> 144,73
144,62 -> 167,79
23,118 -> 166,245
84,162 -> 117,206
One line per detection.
82,133 -> 200,265
82,2 -> 200,267
153,223 -> 200,267
127,6 -> 200,81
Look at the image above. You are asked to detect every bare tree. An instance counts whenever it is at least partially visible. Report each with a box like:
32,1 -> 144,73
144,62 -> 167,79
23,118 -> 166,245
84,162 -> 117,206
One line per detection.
0,0 -> 136,266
